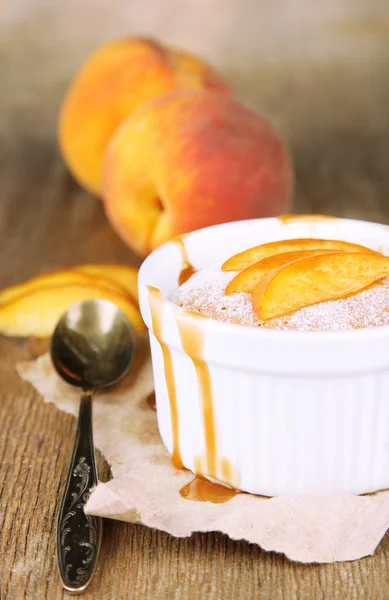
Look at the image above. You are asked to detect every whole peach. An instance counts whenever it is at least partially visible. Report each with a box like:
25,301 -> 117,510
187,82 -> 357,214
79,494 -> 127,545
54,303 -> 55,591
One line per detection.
103,89 -> 293,256
58,37 -> 230,195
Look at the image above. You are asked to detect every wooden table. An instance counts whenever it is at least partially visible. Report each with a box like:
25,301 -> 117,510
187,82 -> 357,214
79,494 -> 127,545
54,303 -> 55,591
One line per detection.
2,138 -> 389,600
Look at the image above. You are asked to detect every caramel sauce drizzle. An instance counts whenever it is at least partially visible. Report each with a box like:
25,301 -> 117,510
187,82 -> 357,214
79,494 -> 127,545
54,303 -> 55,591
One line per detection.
174,235 -> 197,285
180,475 -> 239,504
176,310 -> 218,479
220,456 -> 233,482
147,250 -> 240,505
147,286 -> 183,469
278,214 -> 337,224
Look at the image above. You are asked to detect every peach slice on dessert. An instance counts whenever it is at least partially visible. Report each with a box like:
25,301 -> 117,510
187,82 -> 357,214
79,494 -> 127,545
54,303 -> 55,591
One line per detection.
222,238 -> 378,272
0,283 -> 145,337
226,249 -> 345,294
252,252 -> 389,321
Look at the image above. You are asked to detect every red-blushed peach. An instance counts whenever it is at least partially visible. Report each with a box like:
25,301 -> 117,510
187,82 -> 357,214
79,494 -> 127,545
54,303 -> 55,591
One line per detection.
102,89 -> 294,256
58,37 -> 230,195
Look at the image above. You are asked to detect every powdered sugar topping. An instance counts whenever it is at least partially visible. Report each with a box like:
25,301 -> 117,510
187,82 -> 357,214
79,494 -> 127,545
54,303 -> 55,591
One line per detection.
170,266 -> 389,332
170,266 -> 259,327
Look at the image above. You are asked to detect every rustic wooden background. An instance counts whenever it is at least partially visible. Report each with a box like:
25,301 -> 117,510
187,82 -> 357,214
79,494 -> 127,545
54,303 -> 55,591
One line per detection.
2,0 -> 389,598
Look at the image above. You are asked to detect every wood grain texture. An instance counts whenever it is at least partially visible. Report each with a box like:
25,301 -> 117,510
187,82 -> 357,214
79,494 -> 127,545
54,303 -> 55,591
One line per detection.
2,138 -> 389,600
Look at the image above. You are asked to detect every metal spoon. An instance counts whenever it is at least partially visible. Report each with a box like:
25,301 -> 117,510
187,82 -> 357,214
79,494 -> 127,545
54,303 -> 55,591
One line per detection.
51,299 -> 135,593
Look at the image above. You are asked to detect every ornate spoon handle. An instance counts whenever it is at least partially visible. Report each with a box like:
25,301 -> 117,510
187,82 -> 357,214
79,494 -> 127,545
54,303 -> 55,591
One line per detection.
57,390 -> 102,593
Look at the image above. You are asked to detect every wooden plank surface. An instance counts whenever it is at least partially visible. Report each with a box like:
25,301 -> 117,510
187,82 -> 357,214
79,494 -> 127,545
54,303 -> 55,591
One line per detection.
2,138 -> 389,600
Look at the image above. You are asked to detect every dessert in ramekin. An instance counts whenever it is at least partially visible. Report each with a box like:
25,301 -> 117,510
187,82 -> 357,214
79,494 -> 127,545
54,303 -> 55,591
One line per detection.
138,216 -> 389,496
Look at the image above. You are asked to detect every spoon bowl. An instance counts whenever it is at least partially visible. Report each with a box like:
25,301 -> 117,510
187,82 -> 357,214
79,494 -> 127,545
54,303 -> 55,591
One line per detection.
51,298 -> 135,389
50,298 -> 136,593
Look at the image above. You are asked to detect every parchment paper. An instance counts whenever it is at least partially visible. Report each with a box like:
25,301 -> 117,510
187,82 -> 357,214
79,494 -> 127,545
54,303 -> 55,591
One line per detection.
17,336 -> 389,564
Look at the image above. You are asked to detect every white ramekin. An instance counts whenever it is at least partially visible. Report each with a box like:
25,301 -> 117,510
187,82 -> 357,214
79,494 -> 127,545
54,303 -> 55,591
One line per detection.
138,217 -> 389,496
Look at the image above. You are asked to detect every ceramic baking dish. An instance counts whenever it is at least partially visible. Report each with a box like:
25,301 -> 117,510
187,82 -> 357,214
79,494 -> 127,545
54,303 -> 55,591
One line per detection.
138,217 -> 389,495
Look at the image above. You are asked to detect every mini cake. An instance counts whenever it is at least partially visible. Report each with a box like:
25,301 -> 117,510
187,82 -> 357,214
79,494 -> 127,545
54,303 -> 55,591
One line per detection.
171,238 -> 389,332
139,217 -> 389,496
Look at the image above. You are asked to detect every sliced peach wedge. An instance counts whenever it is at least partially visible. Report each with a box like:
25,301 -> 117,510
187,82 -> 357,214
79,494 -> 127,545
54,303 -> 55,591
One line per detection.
0,264 -> 145,339
252,252 -> 389,321
0,283 -> 146,338
226,249 -> 346,295
74,264 -> 139,302
222,238 -> 378,272
0,269 -> 130,305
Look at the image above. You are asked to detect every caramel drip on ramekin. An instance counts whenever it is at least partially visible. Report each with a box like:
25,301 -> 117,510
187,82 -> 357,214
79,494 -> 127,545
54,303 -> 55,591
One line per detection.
173,235 -> 197,285
278,214 -> 337,237
278,214 -> 337,224
147,286 -> 183,469
179,475 -> 239,504
220,456 -> 233,482
148,286 -> 241,493
176,310 -> 217,479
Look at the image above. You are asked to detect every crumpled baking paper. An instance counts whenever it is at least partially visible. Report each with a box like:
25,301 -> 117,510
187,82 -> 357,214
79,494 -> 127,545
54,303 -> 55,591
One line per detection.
17,336 -> 389,563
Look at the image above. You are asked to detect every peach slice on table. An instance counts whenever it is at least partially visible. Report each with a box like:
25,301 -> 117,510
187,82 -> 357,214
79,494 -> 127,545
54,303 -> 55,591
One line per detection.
225,249 -> 346,294
0,269 -> 129,305
252,252 -> 389,321
74,264 -> 139,302
222,238 -> 379,272
0,283 -> 145,338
